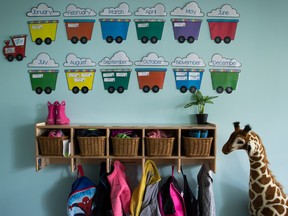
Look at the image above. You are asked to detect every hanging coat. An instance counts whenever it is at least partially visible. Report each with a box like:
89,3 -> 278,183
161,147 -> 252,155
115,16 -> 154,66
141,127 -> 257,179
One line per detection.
94,162 -> 113,216
130,160 -> 161,216
181,167 -> 199,216
107,161 -> 131,216
197,163 -> 216,216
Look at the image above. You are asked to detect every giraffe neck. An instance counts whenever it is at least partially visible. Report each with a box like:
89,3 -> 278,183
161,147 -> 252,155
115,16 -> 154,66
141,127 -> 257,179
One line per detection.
248,153 -> 288,215
249,153 -> 270,181
248,139 -> 279,191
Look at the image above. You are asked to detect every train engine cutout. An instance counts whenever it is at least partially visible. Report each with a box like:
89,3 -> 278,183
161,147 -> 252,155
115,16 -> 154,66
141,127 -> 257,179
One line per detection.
3,34 -> 27,62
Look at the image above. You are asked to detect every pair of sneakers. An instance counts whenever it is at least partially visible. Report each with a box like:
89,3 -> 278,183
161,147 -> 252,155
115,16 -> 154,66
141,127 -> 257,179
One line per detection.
189,129 -> 208,138
46,101 -> 70,125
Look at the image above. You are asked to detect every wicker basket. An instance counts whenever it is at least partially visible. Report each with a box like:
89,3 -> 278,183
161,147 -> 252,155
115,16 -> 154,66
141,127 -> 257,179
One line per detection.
77,136 -> 106,156
38,136 -> 69,156
111,137 -> 140,156
145,137 -> 175,156
183,137 -> 213,157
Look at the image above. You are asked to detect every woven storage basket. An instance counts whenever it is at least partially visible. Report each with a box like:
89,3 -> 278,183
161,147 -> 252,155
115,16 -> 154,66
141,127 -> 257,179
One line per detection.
77,136 -> 106,156
183,137 -> 213,157
38,136 -> 69,156
112,137 -> 140,156
145,137 -> 175,156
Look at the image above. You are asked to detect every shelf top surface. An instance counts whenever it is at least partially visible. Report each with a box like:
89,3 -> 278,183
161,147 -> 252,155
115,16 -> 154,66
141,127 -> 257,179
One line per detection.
36,122 -> 216,129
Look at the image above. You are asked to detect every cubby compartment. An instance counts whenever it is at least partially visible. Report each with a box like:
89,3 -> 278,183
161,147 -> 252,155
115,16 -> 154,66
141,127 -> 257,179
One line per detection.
36,128 -> 70,156
75,128 -> 107,156
109,128 -> 142,157
144,129 -> 177,157
181,127 -> 215,157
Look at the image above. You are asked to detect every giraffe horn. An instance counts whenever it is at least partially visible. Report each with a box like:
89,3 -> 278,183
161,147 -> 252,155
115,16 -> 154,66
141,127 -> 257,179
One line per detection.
233,122 -> 240,131
243,125 -> 252,133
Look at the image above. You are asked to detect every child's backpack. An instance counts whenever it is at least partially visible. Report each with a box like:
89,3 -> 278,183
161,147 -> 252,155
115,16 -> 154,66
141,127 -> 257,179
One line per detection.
158,165 -> 186,216
67,165 -> 97,216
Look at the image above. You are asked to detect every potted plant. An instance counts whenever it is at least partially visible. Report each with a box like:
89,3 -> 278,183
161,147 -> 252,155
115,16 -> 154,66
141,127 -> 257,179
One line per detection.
184,90 -> 218,124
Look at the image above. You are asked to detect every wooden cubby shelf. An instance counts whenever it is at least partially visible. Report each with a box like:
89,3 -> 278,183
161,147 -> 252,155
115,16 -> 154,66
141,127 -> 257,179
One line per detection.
35,122 -> 217,173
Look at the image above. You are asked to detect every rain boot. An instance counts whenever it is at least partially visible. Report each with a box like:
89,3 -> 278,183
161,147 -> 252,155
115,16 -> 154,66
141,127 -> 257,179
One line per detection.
46,101 -> 56,125
55,101 -> 70,125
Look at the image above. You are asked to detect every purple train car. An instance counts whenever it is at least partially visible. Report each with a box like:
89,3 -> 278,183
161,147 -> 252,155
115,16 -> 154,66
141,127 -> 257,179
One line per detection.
171,19 -> 202,43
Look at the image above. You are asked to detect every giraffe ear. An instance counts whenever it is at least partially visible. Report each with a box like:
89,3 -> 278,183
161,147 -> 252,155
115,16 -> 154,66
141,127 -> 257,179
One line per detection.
233,122 -> 240,131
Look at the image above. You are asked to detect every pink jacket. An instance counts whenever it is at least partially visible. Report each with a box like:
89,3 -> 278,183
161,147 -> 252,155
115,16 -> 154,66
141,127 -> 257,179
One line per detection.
107,161 -> 131,216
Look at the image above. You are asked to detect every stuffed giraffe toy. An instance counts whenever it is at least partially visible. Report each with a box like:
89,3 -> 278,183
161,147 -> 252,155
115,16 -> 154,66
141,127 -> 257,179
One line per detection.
222,122 -> 288,216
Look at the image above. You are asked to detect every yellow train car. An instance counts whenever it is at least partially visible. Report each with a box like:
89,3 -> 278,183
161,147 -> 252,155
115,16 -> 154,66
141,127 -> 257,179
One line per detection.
65,69 -> 96,94
27,20 -> 59,45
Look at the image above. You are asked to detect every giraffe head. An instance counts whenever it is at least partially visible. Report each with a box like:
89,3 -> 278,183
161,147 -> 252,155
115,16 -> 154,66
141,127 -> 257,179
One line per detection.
222,122 -> 263,157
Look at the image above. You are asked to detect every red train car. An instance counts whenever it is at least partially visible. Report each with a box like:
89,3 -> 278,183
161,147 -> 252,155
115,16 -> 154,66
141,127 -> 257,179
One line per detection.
207,19 -> 239,44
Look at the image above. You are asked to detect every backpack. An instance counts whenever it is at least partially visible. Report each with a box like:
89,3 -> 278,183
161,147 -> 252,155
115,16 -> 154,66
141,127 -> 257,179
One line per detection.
181,167 -> 199,216
67,165 -> 96,216
158,165 -> 186,216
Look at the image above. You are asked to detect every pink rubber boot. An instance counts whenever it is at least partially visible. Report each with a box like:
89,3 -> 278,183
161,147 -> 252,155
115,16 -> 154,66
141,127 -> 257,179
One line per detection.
55,101 -> 70,125
46,101 -> 56,125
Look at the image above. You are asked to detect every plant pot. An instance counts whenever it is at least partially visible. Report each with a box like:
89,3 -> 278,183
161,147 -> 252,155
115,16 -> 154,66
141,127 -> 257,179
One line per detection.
196,114 -> 208,124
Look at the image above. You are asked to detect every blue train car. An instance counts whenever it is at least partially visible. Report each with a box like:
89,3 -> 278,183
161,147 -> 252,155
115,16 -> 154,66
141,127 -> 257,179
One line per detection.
99,19 -> 130,43
173,68 -> 204,93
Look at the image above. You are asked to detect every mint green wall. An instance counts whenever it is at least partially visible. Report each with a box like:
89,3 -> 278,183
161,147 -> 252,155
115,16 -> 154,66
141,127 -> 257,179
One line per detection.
1,0 -> 288,215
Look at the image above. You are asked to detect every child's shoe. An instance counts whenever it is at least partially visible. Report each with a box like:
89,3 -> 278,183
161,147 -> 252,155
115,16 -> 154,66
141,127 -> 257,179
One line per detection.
46,101 -> 56,125
55,101 -> 70,125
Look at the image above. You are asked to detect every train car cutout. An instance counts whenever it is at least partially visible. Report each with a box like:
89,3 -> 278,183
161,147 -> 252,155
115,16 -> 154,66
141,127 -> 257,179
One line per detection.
3,34 -> 27,62
64,19 -> 95,44
65,69 -> 96,94
207,19 -> 239,44
134,19 -> 165,44
28,70 -> 58,94
99,19 -> 131,44
210,69 -> 240,94
173,68 -> 204,93
135,68 -> 166,93
27,20 -> 59,45
101,69 -> 131,93
171,19 -> 202,44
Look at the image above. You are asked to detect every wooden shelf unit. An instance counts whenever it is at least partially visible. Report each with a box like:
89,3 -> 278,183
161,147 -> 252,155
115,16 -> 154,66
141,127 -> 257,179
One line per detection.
35,122 -> 217,173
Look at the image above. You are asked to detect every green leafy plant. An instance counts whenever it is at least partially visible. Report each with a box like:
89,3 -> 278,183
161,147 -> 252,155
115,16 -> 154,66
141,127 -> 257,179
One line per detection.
184,90 -> 218,114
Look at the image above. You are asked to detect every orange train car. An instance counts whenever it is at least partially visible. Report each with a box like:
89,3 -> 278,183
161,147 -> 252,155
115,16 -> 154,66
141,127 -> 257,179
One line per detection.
64,19 -> 95,44
135,68 -> 167,93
